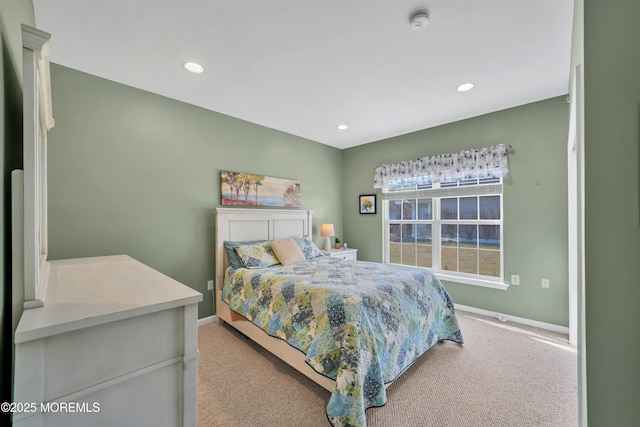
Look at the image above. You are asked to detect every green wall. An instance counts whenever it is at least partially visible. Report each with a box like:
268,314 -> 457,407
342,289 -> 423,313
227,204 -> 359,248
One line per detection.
47,64 -> 573,328
0,0 -> 35,422
46,64 -> 344,319
583,1 -> 640,425
8,1 -> 640,425
343,97 -> 570,326
46,65 -> 574,328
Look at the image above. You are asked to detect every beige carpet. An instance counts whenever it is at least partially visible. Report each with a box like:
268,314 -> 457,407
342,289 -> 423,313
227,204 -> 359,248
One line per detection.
197,310 -> 577,427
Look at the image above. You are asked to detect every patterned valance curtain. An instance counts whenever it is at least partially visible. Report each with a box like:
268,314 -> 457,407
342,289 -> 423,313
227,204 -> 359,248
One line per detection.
373,144 -> 510,189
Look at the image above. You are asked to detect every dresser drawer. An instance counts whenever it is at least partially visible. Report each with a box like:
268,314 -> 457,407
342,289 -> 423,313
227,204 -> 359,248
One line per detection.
322,248 -> 358,260
15,308 -> 183,403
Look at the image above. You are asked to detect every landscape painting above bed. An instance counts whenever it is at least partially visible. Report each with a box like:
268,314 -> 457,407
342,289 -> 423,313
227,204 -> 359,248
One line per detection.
220,170 -> 301,207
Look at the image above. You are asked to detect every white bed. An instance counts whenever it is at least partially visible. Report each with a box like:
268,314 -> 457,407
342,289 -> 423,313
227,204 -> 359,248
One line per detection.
214,207 -> 335,391
214,207 -> 463,427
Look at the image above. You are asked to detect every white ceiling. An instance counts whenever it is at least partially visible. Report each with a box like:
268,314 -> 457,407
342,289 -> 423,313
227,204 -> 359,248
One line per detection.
33,0 -> 575,149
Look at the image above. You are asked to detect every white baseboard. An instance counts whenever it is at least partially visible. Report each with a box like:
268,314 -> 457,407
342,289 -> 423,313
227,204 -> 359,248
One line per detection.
454,303 -> 570,335
198,315 -> 216,327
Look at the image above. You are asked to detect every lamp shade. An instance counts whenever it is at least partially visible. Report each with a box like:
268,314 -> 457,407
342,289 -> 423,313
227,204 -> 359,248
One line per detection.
321,224 -> 335,237
321,224 -> 335,251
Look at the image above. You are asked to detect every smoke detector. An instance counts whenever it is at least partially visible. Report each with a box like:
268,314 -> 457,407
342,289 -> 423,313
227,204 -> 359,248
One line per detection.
410,11 -> 430,30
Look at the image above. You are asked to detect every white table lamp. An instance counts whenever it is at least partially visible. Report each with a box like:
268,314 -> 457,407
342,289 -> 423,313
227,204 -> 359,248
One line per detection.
321,224 -> 335,251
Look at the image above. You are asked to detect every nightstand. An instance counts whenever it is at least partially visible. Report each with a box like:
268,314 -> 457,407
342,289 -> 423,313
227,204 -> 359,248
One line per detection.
321,248 -> 358,261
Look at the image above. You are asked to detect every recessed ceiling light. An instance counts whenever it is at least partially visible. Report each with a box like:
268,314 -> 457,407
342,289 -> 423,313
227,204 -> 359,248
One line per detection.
456,82 -> 474,92
183,62 -> 204,74
337,124 -> 348,130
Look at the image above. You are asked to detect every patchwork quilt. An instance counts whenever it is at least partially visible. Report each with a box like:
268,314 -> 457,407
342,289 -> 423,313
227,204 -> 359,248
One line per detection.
223,257 -> 463,427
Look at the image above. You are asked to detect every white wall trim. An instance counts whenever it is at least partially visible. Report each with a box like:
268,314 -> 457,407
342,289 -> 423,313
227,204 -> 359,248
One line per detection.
198,315 -> 216,327
455,303 -> 570,336
437,273 -> 509,291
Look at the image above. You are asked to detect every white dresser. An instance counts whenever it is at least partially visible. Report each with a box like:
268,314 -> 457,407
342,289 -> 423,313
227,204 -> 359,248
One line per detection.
321,248 -> 358,260
12,255 -> 202,427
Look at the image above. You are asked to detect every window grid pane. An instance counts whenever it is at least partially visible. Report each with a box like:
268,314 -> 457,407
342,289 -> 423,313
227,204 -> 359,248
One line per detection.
459,224 -> 478,247
402,200 -> 416,220
441,198 -> 457,219
460,197 -> 478,219
416,243 -> 432,268
389,200 -> 402,220
459,248 -> 478,274
417,199 -> 433,220
384,182 -> 502,281
389,224 -> 401,264
480,195 -> 501,219
401,243 -> 417,266
479,225 -> 500,249
479,250 -> 501,277
441,248 -> 458,272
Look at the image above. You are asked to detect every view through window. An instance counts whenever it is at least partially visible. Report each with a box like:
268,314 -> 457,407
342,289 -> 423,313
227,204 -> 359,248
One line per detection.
384,178 -> 503,282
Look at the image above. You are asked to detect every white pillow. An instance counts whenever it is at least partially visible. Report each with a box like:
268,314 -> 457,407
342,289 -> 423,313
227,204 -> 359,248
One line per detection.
271,238 -> 308,266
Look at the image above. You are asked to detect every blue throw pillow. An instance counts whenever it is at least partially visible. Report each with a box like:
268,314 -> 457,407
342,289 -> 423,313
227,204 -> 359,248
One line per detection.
295,236 -> 325,260
234,241 -> 281,269
223,239 -> 267,268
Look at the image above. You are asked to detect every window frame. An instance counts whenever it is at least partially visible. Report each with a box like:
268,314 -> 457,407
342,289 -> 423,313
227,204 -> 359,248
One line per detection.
383,179 -> 508,290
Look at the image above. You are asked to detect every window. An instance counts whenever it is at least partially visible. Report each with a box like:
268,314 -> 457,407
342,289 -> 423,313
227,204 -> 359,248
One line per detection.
384,177 -> 504,287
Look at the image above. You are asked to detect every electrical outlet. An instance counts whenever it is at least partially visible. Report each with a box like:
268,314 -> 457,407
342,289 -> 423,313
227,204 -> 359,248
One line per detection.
207,280 -> 214,291
510,274 -> 520,285
541,278 -> 550,289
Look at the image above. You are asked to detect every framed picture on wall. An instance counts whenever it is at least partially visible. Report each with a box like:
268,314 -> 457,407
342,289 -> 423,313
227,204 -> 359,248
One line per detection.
359,194 -> 376,214
220,170 -> 301,207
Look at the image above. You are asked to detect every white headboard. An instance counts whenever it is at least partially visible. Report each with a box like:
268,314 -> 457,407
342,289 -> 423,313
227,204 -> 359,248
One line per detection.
214,208 -> 313,302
